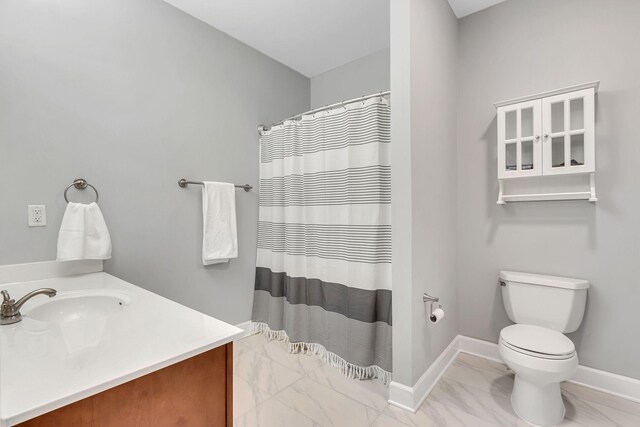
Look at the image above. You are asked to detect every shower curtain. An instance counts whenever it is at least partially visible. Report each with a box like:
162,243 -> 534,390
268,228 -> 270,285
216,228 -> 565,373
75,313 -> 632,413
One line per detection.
251,95 -> 392,383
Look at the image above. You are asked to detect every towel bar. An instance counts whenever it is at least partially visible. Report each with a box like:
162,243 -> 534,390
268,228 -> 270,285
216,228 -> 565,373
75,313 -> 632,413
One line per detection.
178,179 -> 252,192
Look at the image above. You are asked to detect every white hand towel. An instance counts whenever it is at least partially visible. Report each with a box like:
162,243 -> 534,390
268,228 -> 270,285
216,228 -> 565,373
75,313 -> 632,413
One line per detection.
57,202 -> 112,261
202,182 -> 238,265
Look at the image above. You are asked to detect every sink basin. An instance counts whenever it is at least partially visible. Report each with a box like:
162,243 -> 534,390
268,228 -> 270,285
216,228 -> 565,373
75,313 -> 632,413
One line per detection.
26,291 -> 131,323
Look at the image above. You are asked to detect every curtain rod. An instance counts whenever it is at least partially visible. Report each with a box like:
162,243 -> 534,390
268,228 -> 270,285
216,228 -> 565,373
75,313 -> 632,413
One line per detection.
258,90 -> 391,133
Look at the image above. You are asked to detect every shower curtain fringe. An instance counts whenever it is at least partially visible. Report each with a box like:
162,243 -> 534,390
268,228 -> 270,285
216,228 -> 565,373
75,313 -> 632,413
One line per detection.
250,322 -> 392,385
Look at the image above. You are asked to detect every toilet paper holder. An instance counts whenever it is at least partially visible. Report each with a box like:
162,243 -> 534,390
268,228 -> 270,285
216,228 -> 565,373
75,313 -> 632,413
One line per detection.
423,292 -> 443,322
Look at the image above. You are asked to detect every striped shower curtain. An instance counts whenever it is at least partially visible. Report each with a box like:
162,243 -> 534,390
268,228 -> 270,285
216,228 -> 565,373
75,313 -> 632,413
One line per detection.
251,96 -> 392,383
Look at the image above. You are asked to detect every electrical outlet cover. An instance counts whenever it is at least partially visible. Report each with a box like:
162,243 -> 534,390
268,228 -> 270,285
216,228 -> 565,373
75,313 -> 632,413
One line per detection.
28,205 -> 46,227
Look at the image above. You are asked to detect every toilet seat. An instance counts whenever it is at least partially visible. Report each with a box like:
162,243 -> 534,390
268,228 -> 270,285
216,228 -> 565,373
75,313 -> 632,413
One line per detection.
500,324 -> 575,360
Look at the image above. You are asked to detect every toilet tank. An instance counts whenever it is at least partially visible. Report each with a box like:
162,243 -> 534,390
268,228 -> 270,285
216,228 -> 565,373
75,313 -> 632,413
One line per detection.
500,271 -> 589,333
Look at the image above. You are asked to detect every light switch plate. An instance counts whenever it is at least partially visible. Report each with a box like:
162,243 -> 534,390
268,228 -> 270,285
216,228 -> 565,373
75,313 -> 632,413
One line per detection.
28,205 -> 46,227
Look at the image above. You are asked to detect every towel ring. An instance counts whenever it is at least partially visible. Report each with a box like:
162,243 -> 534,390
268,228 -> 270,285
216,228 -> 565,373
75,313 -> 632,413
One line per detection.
64,178 -> 99,203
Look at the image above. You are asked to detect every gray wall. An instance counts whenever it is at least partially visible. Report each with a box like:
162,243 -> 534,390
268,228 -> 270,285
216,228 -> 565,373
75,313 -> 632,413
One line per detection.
390,0 -> 414,386
457,0 -> 640,379
409,0 -> 459,386
391,0 -> 459,386
310,48 -> 390,109
0,0 -> 309,325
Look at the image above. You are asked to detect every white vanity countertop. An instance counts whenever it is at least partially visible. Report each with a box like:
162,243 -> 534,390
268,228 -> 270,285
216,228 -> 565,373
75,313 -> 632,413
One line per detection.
0,272 -> 244,426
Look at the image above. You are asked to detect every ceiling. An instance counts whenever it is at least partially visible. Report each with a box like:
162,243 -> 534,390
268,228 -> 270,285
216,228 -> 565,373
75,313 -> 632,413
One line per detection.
163,0 -> 390,78
448,0 -> 507,18
162,0 -> 506,78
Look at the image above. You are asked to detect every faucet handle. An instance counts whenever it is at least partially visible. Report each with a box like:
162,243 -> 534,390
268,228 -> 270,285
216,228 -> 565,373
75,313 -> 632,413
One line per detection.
1,290 -> 11,303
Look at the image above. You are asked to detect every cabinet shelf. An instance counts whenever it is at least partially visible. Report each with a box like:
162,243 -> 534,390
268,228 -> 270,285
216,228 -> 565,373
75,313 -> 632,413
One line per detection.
503,192 -> 592,202
497,173 -> 597,204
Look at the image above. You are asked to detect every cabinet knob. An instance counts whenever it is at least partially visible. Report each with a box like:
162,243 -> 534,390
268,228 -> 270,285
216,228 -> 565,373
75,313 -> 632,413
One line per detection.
544,134 -> 549,138
535,135 -> 541,140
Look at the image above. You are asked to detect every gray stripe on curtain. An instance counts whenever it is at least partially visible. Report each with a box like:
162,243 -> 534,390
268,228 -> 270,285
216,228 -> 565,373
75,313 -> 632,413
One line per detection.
258,222 -> 392,264
252,290 -> 392,371
254,267 -> 392,325
259,165 -> 391,207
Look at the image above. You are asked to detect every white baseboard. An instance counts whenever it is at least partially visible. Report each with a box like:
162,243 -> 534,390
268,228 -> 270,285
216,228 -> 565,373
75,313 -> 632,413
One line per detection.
389,334 -> 640,412
0,260 -> 103,284
456,335 -> 502,363
571,365 -> 640,404
388,335 -> 461,412
457,335 -> 640,404
387,381 -> 416,412
235,321 -> 254,340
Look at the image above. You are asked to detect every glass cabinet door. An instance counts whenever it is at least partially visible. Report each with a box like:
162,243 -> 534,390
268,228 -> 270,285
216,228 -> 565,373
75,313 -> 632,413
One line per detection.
497,99 -> 542,179
542,88 -> 595,175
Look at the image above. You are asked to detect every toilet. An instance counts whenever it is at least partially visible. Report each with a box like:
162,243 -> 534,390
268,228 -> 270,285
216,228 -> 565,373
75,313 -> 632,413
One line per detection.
498,271 -> 589,427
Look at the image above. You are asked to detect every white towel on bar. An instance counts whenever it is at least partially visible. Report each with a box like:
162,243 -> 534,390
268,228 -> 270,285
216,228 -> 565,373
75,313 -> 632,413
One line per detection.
202,182 -> 238,265
57,202 -> 112,261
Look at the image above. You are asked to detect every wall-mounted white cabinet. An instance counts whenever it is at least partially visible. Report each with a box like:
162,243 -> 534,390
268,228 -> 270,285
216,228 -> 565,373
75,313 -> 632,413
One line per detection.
494,82 -> 599,204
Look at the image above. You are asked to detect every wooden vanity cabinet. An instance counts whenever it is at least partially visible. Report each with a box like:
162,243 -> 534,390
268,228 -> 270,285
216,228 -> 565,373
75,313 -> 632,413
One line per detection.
18,343 -> 233,427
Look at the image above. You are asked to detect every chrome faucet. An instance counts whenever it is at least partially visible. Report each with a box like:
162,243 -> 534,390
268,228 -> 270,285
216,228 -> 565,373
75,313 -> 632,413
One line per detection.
1,288 -> 57,325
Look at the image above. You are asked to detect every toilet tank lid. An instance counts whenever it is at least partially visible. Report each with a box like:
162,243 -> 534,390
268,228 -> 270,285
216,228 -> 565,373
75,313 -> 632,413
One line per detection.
500,271 -> 590,290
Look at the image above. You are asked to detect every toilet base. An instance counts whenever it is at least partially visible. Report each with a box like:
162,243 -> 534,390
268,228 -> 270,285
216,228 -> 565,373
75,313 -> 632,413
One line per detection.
511,375 -> 565,427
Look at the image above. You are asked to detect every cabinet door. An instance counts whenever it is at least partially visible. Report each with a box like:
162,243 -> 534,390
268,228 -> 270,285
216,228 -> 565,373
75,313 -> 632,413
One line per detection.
497,99 -> 542,179
542,88 -> 595,175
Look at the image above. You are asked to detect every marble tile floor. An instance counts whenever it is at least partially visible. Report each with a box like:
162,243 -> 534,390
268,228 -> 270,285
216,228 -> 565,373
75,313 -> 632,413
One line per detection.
233,333 -> 640,427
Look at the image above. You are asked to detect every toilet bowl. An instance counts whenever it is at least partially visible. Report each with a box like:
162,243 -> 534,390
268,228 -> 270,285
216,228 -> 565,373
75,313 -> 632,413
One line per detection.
499,324 -> 578,427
